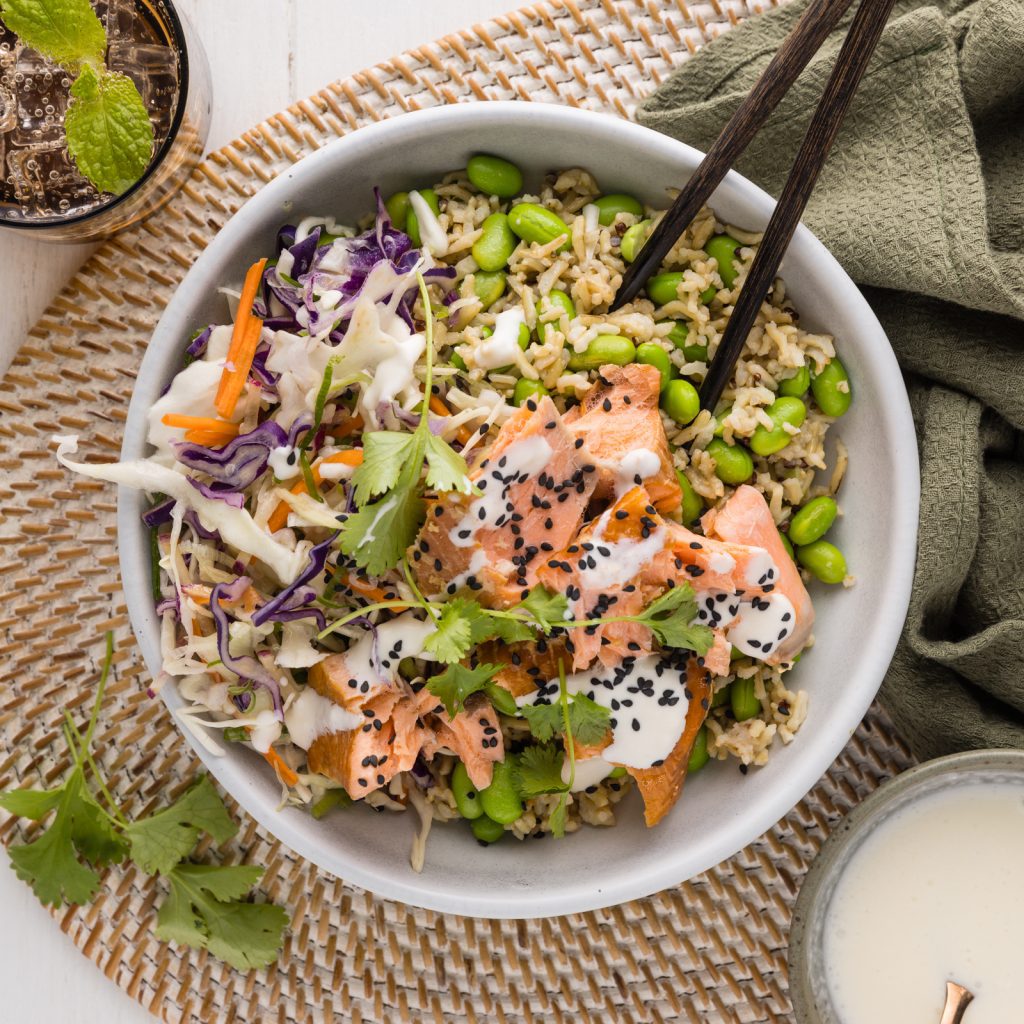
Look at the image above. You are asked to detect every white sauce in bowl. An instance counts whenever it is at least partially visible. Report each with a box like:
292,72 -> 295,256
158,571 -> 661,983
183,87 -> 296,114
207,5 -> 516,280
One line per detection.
825,782 -> 1024,1024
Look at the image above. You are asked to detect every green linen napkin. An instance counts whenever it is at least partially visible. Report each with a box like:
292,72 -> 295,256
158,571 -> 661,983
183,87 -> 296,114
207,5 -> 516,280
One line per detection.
638,0 -> 1024,759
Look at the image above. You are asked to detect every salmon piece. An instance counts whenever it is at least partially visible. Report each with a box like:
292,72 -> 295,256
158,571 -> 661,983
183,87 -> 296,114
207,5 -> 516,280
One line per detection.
700,484 -> 814,662
478,635 -> 571,699
308,652 -> 395,712
703,630 -> 732,676
417,689 -> 504,790
625,658 -> 712,826
563,363 -> 682,513
409,395 -> 598,606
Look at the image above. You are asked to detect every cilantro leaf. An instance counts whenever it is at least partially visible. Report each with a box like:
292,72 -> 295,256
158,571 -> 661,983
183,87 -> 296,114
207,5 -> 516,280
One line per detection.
351,431 -> 420,507
0,0 -> 105,70
487,616 -> 535,645
6,772 -> 103,906
516,744 -> 568,796
520,701 -> 562,743
126,775 -> 237,876
638,585 -> 714,654
69,788 -> 130,868
514,586 -> 570,633
157,864 -> 289,971
424,433 -> 473,495
339,480 -> 425,577
65,64 -> 154,195
567,692 -> 612,746
0,788 -> 63,820
425,663 -> 500,719
423,597 -> 485,664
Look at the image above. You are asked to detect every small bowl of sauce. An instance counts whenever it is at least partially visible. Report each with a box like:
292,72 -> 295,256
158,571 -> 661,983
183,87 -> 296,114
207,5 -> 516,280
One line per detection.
788,749 -> 1024,1023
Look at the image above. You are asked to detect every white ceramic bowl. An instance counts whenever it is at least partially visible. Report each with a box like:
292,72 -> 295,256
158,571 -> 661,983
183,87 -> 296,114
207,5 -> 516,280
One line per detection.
117,102 -> 919,918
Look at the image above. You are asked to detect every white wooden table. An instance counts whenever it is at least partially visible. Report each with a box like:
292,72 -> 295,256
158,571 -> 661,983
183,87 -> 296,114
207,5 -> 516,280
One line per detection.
0,2 -> 515,1020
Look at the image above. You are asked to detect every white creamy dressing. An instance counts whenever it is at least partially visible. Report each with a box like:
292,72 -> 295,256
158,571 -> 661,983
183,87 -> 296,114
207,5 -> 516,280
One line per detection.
448,435 -> 553,549
522,655 -> 691,770
441,548 -> 490,596
727,592 -> 795,659
343,612 -> 437,686
408,190 -> 448,257
473,307 -> 527,371
249,709 -> 283,753
563,755 -> 614,792
54,436 -> 306,584
284,688 -> 361,750
268,445 -> 300,480
611,448 -> 662,497
706,551 -> 736,574
825,782 -> 1024,1024
146,359 -> 226,463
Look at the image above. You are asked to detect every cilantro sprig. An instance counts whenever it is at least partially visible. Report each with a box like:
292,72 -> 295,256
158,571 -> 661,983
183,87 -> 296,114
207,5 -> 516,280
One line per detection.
0,635 -> 288,970
339,273 -> 474,575
0,0 -> 156,194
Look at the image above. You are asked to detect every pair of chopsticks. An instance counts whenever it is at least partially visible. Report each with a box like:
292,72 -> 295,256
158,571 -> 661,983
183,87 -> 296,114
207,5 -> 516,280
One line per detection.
611,0 -> 897,412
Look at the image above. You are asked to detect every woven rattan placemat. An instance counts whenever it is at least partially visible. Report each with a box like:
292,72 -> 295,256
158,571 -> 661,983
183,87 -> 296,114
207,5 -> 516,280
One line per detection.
0,1 -> 916,1020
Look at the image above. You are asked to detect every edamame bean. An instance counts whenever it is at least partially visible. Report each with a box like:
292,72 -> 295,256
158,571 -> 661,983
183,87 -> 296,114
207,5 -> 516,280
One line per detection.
788,495 -> 838,547
384,191 -> 410,227
705,438 -> 754,484
536,290 -> 575,343
646,272 -> 682,306
687,726 -> 710,773
450,350 -> 468,371
778,530 -> 795,560
712,682 -> 731,706
663,320 -> 690,349
713,406 -> 731,437
730,678 -> 761,722
507,203 -> 571,251
700,285 -> 717,305
811,357 -> 851,417
478,758 -> 524,824
661,378 -> 700,425
662,320 -> 709,362
749,396 -> 807,456
684,340 -> 709,363
485,684 -> 518,716
567,334 -> 636,371
778,365 -> 810,398
636,342 -> 675,390
471,815 -> 505,844
466,153 -> 523,198
705,234 -> 742,288
452,761 -> 484,820
398,658 -> 418,679
796,539 -> 848,584
594,193 -> 645,226
675,469 -> 704,525
472,212 -> 518,272
620,220 -> 651,263
405,188 -> 440,248
473,270 -> 507,310
513,378 -> 550,406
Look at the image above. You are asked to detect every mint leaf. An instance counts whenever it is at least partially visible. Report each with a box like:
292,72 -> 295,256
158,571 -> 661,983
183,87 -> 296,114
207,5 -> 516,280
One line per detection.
425,663 -> 500,719
424,433 -> 473,495
126,775 -> 237,876
351,431 -> 419,506
0,0 -> 104,69
157,864 -> 288,971
516,744 -> 567,796
65,64 -> 154,195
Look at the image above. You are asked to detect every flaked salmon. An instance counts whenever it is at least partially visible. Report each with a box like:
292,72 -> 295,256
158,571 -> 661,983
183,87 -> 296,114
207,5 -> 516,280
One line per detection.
478,634 -> 571,700
409,395 -> 598,606
563,363 -> 682,513
701,484 -> 814,663
417,688 -> 504,790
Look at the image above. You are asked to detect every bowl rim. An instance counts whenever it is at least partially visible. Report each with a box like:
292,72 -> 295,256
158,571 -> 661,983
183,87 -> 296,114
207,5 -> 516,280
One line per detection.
116,100 -> 920,918
787,748 -> 1024,1022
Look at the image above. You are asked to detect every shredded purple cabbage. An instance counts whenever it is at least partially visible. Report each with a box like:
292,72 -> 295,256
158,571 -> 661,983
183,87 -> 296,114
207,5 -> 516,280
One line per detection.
251,534 -> 336,629
188,478 -> 244,507
186,325 -> 214,358
209,577 -> 283,716
142,497 -> 175,528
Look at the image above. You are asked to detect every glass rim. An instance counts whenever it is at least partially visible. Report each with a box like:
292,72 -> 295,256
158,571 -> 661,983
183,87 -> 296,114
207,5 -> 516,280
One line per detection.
0,0 -> 192,231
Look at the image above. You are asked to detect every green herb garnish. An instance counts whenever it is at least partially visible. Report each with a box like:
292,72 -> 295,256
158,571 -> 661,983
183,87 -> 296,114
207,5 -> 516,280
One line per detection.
0,0 -> 156,194
0,634 -> 288,970
515,743 -> 568,797
425,662 -> 501,719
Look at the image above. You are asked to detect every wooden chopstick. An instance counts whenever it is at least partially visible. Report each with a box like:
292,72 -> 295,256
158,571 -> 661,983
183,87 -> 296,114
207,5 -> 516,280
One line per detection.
610,0 -> 857,312
698,0 -> 897,411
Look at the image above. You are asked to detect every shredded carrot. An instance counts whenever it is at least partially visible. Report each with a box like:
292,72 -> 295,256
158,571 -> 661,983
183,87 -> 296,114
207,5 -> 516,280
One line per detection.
339,572 -> 389,603
215,258 -> 268,419
263,747 -> 299,787
329,413 -> 364,440
266,449 -> 365,533
162,414 -> 241,435
428,394 -> 473,445
183,428 -> 239,446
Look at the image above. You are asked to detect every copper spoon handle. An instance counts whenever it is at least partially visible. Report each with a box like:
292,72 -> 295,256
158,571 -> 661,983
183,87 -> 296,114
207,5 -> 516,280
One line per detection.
939,981 -> 974,1024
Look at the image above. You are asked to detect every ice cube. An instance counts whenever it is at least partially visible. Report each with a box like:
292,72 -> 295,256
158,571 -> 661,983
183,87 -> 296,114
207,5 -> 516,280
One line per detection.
10,50 -> 71,147
0,21 -> 18,67
107,43 -> 179,142
6,141 -> 96,214
95,0 -> 137,43
0,84 -> 15,134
